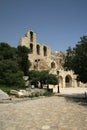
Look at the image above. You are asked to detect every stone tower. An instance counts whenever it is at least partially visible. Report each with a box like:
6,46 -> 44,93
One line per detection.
19,30 -> 51,70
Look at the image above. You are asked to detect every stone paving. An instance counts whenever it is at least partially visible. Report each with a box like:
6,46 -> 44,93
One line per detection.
0,95 -> 87,130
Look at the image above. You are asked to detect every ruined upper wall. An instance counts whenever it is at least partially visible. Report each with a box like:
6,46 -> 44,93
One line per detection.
19,30 -> 37,48
19,30 -> 51,61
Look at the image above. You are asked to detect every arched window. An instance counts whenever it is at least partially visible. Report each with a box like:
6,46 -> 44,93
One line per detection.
30,31 -> 33,42
65,75 -> 72,87
43,46 -> 47,56
51,62 -> 55,68
30,43 -> 33,53
36,45 -> 40,55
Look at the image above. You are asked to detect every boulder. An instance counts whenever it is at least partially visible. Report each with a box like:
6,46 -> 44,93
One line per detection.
10,89 -> 31,97
0,89 -> 11,100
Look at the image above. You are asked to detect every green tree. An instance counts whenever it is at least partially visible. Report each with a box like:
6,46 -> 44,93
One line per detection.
0,60 -> 24,87
0,42 -> 17,60
63,47 -> 74,70
29,70 -> 58,88
29,70 -> 41,87
0,43 -> 27,87
64,36 -> 87,83
47,74 -> 58,85
17,46 -> 31,75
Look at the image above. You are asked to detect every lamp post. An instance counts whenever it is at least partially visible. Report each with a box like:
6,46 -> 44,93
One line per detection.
57,70 -> 60,93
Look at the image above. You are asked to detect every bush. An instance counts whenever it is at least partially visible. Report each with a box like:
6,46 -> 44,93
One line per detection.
0,60 -> 25,87
0,84 -> 25,94
43,91 -> 53,96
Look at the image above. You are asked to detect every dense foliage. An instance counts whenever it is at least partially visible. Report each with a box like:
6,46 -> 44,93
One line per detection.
0,42 -> 16,60
17,46 -> 31,75
0,42 -> 31,87
64,36 -> 87,83
29,70 -> 58,88
0,60 -> 24,86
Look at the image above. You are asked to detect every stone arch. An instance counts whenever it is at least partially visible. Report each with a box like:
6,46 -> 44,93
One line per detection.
51,62 -> 55,68
59,76 -> 63,88
30,31 -> 33,42
43,46 -> 47,56
30,43 -> 33,53
36,44 -> 40,55
65,75 -> 72,87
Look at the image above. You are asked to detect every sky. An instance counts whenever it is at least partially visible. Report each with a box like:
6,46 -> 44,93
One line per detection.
0,0 -> 87,52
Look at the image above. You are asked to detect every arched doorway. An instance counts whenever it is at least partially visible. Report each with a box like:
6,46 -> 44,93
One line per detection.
65,75 -> 72,87
59,76 -> 63,88
51,62 -> 55,68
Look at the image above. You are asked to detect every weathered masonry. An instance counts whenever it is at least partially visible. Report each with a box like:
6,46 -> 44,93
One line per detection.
19,30 -> 86,88
19,30 -> 51,70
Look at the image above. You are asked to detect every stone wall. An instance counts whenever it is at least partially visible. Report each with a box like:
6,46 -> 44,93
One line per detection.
19,30 -> 85,88
19,30 -> 51,70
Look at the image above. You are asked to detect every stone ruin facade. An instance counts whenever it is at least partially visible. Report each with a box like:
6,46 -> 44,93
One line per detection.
19,30 -> 86,88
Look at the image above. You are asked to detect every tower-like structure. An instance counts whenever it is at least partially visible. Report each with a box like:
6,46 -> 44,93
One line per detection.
19,30 -> 51,70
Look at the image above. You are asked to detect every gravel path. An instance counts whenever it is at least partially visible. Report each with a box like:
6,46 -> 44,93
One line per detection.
0,95 -> 87,130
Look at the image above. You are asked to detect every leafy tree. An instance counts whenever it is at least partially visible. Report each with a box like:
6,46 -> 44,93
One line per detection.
39,71 -> 58,88
63,47 -> 74,70
29,70 -> 41,87
17,46 -> 31,75
64,36 -> 87,83
29,70 -> 58,88
0,42 -> 17,60
47,74 -> 58,85
0,60 -> 24,87
0,43 -> 31,87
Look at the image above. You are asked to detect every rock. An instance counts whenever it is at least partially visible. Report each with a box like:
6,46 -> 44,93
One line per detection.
0,89 -> 11,100
10,89 -> 31,97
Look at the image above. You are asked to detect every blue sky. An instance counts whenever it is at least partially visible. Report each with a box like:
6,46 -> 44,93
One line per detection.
0,0 -> 87,52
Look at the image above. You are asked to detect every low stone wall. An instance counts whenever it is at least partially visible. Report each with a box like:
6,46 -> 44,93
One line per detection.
49,85 -> 58,93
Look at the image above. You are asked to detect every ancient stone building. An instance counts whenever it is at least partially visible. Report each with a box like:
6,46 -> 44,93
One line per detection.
19,30 -> 51,70
19,30 -> 86,88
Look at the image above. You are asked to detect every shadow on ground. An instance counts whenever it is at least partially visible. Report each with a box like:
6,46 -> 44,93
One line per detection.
58,93 -> 87,106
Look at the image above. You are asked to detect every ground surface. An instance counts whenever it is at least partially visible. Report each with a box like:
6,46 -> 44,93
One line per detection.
0,88 -> 87,130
